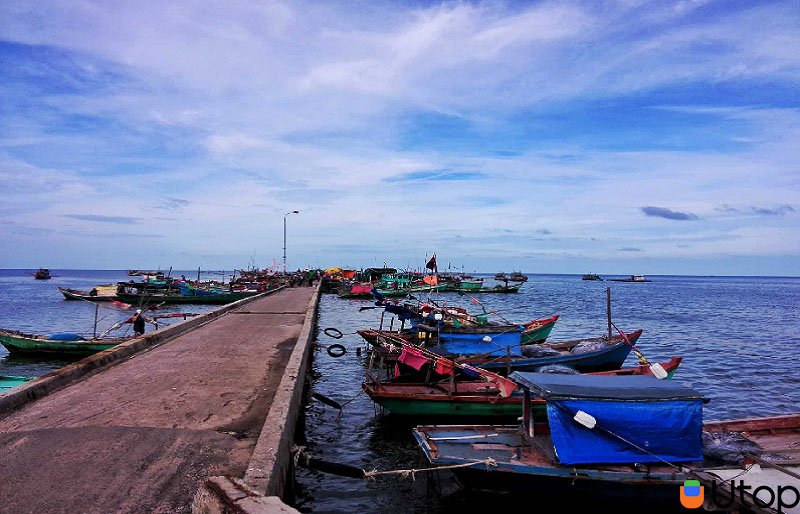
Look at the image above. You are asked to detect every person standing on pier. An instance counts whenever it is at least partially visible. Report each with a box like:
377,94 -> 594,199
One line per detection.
132,310 -> 146,336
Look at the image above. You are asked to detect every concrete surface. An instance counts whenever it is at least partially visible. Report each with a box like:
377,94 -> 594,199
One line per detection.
0,287 -> 316,514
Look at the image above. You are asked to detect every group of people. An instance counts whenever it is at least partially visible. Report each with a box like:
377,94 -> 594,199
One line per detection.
286,269 -> 321,288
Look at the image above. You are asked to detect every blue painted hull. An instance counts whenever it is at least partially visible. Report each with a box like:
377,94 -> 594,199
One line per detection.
471,341 -> 633,373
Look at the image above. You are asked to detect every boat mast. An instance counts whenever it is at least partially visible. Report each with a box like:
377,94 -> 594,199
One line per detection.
606,287 -> 612,339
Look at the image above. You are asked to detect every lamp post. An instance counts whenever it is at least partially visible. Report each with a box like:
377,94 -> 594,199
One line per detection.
283,210 -> 299,271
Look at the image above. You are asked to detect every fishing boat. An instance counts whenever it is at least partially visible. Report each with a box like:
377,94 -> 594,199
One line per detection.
508,271 -> 528,282
33,268 -> 51,280
59,286 -> 119,301
363,357 -> 683,418
582,273 -> 603,281
363,327 -> 642,374
357,315 -> 559,349
0,329 -> 129,357
413,373 -> 707,504
608,275 -> 651,282
470,283 -> 521,293
457,329 -> 642,373
115,288 -> 263,305
414,374 -> 800,509
0,375 -> 35,393
337,283 -> 376,299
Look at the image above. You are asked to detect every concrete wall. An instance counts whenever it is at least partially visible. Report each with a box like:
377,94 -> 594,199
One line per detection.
243,285 -> 320,496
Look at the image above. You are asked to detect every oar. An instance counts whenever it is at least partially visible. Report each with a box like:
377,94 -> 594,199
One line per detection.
609,321 -> 668,379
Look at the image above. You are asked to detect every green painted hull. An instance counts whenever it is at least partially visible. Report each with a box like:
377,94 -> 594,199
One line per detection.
520,322 -> 557,344
0,330 -> 125,357
0,375 -> 34,392
371,396 -> 546,418
374,285 -> 445,297
116,290 -> 262,305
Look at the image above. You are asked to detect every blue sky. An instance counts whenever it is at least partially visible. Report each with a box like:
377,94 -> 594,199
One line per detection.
0,0 -> 798,275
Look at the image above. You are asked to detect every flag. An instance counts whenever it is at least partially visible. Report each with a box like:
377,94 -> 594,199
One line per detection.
425,254 -> 437,271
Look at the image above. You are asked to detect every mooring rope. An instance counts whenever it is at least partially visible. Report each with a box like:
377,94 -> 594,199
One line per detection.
292,445 -> 497,481
363,458 -> 498,481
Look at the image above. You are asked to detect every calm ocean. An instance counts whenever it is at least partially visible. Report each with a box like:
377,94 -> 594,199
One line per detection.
2,271 -> 798,512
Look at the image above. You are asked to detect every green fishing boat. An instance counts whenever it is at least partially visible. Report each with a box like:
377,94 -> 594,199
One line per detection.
115,289 -> 262,305
0,329 -> 127,357
0,375 -> 35,393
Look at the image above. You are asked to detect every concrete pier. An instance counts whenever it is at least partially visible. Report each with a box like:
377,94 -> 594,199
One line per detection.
0,286 -> 318,514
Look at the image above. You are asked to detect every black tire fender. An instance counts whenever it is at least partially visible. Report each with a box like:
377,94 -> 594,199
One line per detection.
327,343 -> 346,357
324,327 -> 343,339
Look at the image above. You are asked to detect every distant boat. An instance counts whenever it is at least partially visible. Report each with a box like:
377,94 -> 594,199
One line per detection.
608,275 -> 651,283
508,271 -> 528,282
33,268 -> 51,280
0,375 -> 35,393
582,273 -> 603,281
59,286 -> 119,301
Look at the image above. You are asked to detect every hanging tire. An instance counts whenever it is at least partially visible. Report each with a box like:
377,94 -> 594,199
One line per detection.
324,327 -> 343,339
327,343 -> 346,357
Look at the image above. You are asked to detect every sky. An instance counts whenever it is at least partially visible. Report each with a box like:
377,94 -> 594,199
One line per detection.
0,0 -> 798,275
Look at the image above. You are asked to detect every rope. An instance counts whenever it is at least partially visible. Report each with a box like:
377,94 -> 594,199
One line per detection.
363,458 -> 498,481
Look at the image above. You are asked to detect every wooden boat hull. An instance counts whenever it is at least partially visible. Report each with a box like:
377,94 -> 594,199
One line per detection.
358,329 -> 642,374
115,290 -> 261,305
364,357 -> 682,418
0,330 -> 126,357
414,413 -> 800,508
59,287 -> 119,302
475,341 -> 631,373
469,285 -> 521,293
413,425 -> 687,504
519,315 -> 559,344
373,285 -> 446,297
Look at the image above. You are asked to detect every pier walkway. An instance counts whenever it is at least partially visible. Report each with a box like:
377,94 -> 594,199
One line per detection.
0,287 -> 317,514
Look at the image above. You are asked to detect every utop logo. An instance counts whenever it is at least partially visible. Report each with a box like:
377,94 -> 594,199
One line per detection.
680,480 -> 705,509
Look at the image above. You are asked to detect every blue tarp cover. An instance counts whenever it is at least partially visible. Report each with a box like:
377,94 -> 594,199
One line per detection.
48,333 -> 86,341
546,399 -> 704,465
509,373 -> 705,401
436,330 -> 523,357
509,374 -> 705,465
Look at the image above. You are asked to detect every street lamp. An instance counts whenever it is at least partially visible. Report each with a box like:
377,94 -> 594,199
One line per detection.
283,210 -> 299,271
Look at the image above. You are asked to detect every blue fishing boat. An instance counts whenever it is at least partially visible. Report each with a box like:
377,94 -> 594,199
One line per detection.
413,373 -> 707,505
456,329 -> 641,373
